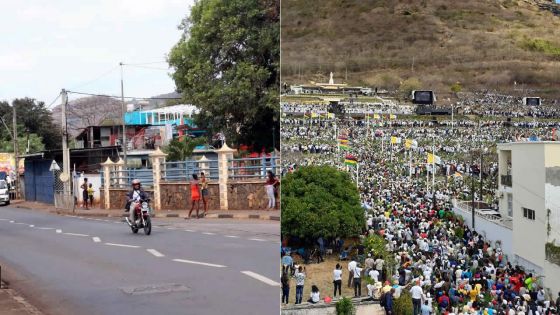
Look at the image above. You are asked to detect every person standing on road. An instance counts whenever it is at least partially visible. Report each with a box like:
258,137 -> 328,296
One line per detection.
187,174 -> 201,219
265,171 -> 279,209
333,263 -> 342,297
294,266 -> 306,304
347,258 -> 357,288
200,172 -> 209,217
410,280 -> 423,315
281,272 -> 290,304
80,178 -> 89,209
353,263 -> 363,297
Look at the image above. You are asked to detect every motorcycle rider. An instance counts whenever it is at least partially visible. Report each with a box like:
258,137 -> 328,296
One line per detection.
125,179 -> 149,226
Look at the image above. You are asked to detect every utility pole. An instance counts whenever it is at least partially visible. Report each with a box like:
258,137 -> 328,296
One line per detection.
12,102 -> 19,199
120,62 -> 127,166
61,89 -> 70,194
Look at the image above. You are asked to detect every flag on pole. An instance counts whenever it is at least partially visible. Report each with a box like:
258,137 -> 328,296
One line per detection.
327,113 -> 335,119
453,171 -> 462,177
390,136 -> 398,144
427,153 -> 441,164
311,112 -> 318,118
390,114 -> 397,120
405,139 -> 412,149
339,136 -> 350,150
344,154 -> 358,166
374,113 -> 380,119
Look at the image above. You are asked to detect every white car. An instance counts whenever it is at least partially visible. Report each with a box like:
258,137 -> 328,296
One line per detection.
0,180 -> 10,205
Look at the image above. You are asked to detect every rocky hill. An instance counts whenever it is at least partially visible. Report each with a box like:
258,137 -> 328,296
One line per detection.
281,0 -> 560,99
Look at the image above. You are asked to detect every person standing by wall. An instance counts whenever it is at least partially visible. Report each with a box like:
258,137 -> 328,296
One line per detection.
265,170 -> 279,209
80,178 -> 89,209
333,263 -> 343,298
200,172 -> 209,217
294,266 -> 306,304
187,174 -> 201,219
87,183 -> 94,208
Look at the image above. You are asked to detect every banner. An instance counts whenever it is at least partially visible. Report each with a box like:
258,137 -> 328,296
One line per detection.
344,154 -> 358,166
427,153 -> 441,164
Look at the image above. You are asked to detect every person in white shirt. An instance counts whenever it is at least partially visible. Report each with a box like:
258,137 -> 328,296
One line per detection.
410,281 -> 424,315
368,268 -> 380,283
307,285 -> 320,304
353,263 -> 363,297
333,264 -> 343,297
347,259 -> 357,288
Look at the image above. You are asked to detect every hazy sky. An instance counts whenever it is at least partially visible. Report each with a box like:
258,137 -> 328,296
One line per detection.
0,0 -> 194,106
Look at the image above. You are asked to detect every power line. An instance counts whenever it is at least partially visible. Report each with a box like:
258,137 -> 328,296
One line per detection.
69,65 -> 120,90
66,90 -> 181,100
121,61 -> 167,66
124,64 -> 171,71
45,93 -> 61,109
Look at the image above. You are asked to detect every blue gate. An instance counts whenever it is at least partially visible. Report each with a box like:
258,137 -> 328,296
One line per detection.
24,160 -> 55,204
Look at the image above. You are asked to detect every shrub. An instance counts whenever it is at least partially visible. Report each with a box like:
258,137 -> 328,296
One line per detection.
335,297 -> 355,315
394,291 -> 414,315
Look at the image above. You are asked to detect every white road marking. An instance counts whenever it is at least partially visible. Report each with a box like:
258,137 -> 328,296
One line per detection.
248,238 -> 266,242
166,227 -> 176,230
172,259 -> 226,268
105,243 -> 140,248
241,271 -> 281,286
202,232 -> 215,235
29,225 -> 34,227
9,220 -> 14,223
146,249 -> 165,257
92,237 -> 101,243
63,232 -> 89,237
225,235 -> 239,238
56,229 -> 62,233
36,227 -> 54,230
14,222 -> 27,225
184,229 -> 195,232
0,218 -> 8,221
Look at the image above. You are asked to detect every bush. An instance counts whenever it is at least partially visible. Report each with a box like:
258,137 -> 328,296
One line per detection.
281,166 -> 365,241
335,297 -> 355,315
394,291 -> 414,315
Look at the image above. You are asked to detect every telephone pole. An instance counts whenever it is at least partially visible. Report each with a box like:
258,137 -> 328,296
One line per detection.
12,102 -> 19,198
61,89 -> 70,194
120,62 -> 127,166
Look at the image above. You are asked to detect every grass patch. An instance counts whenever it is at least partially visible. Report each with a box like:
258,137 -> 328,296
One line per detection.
520,37 -> 560,57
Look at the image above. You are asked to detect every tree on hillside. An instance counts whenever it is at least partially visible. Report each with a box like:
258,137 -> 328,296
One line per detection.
281,165 -> 365,242
163,136 -> 206,161
168,0 -> 280,151
399,77 -> 421,99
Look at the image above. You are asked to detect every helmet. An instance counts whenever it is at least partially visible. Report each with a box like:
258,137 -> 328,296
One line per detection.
131,179 -> 141,185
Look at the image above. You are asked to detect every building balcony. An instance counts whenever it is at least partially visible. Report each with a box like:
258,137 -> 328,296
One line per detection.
501,174 -> 512,187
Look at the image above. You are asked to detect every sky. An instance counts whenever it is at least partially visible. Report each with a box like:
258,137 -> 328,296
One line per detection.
0,0 -> 194,106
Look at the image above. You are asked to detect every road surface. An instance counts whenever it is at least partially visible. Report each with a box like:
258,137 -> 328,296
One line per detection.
0,206 -> 280,315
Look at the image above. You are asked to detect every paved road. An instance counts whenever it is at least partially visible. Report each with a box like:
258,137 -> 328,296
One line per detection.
0,206 -> 280,315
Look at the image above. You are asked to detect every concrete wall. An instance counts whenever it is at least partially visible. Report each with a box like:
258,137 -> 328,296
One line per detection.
227,181 -> 278,210
511,144 -> 546,269
74,173 -> 102,207
543,260 -> 560,297
453,205 -> 513,258
159,182 -> 220,211
282,301 -> 384,315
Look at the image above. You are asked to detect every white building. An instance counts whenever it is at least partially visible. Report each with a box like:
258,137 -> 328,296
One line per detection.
496,142 -> 560,294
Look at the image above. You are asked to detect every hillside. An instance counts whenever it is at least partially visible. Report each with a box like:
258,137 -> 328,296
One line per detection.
281,0 -> 560,99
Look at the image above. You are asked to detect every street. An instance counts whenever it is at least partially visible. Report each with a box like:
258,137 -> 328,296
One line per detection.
0,206 -> 280,315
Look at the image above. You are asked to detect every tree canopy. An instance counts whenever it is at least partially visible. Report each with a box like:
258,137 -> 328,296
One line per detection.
281,165 -> 365,241
0,98 -> 61,154
168,0 -> 279,151
163,136 -> 206,161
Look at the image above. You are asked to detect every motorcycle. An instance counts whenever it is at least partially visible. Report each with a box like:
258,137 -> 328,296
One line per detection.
125,199 -> 152,235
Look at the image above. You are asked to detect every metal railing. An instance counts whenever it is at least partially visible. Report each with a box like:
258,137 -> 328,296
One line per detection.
162,160 -> 219,181
501,175 -> 512,187
228,156 -> 280,180
454,200 -> 513,229
109,168 -> 154,188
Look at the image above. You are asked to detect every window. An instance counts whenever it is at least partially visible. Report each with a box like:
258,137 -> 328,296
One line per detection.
523,207 -> 535,220
507,194 -> 513,217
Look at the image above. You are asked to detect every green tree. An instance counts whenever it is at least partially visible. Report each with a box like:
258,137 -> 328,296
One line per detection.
335,297 -> 355,315
168,0 -> 279,151
398,77 -> 421,98
0,98 -> 59,153
281,165 -> 365,241
450,81 -> 462,94
163,136 -> 206,161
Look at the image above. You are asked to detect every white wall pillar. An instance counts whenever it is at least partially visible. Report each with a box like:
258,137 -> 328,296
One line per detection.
100,157 -> 114,209
149,147 -> 167,212
216,143 -> 236,211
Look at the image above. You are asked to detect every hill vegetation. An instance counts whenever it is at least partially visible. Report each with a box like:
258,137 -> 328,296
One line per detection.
281,0 -> 560,99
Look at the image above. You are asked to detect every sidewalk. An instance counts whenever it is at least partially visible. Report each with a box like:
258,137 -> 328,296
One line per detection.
0,282 -> 42,315
11,200 -> 280,221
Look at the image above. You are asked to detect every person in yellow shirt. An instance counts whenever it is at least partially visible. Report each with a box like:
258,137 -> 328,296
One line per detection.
87,183 -> 94,208
469,287 -> 478,302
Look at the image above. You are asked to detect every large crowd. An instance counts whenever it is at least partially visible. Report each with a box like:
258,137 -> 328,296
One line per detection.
281,99 -> 560,314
